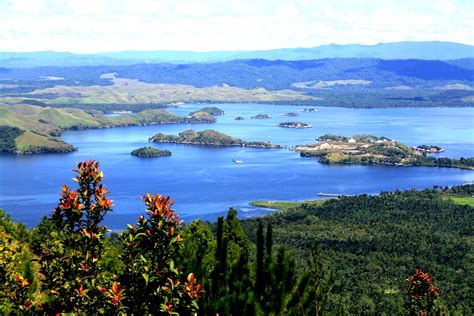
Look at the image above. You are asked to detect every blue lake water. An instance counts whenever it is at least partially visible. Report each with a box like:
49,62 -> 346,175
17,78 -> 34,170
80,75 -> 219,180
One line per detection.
1,103 -> 473,229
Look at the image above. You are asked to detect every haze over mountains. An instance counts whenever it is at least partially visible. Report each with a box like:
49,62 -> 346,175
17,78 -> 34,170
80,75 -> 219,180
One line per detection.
0,41 -> 472,68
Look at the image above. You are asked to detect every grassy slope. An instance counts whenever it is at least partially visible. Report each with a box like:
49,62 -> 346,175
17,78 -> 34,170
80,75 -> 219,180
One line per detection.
15,131 -> 75,153
446,196 -> 474,207
36,107 -> 101,128
250,199 -> 325,211
253,194 -> 474,211
0,106 -> 61,136
21,77 -> 318,105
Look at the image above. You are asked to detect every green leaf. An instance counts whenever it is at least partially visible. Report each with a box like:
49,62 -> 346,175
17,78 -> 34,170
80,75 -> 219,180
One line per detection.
142,273 -> 149,285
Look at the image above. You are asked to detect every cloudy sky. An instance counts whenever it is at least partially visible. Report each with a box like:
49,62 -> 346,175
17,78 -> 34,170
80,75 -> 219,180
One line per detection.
0,0 -> 472,53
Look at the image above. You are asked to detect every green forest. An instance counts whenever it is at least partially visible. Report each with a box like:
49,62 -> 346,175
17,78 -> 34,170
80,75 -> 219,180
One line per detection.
0,161 -> 472,314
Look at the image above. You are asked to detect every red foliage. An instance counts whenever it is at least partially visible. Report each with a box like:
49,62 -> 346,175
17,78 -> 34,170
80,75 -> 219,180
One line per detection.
407,269 -> 440,315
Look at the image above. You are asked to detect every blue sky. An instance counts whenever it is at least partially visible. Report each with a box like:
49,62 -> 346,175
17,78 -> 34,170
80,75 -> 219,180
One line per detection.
0,0 -> 472,52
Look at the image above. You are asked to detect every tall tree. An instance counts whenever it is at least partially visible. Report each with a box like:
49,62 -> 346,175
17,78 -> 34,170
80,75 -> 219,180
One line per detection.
256,220 -> 265,298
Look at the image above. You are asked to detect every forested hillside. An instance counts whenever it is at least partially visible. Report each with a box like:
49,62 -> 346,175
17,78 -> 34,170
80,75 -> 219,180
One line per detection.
1,59 -> 472,91
246,188 -> 473,314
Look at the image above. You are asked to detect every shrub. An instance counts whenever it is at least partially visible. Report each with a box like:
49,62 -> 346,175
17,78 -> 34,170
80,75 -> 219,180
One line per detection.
119,193 -> 202,314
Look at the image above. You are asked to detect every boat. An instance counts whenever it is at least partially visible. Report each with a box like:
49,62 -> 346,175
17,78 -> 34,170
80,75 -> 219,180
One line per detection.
232,159 -> 243,164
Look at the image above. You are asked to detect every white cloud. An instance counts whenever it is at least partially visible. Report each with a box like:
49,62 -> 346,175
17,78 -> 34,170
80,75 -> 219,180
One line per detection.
0,0 -> 472,52
10,0 -> 46,15
67,0 -> 108,15
434,1 -> 457,13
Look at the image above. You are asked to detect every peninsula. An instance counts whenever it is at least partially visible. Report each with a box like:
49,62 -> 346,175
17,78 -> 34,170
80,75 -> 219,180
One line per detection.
149,129 -> 282,148
296,134 -> 474,170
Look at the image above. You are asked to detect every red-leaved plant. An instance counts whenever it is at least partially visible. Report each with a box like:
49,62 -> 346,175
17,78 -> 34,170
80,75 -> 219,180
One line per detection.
36,161 -> 122,314
119,193 -> 202,314
407,268 -> 443,315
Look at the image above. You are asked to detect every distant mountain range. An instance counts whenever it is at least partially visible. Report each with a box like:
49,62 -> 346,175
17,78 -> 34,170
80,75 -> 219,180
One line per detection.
2,58 -> 472,90
1,57 -> 472,109
0,41 -> 472,68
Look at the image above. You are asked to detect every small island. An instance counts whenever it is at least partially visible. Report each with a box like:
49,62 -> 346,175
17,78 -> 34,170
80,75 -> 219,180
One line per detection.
131,146 -> 172,157
278,121 -> 312,129
234,116 -> 245,120
282,112 -> 299,117
149,129 -> 282,148
251,114 -> 272,119
295,134 -> 474,170
189,107 -> 225,116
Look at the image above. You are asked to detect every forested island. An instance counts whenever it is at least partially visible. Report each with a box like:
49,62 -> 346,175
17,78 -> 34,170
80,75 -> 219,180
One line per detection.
131,146 -> 171,157
278,121 -> 312,128
251,114 -> 272,119
189,106 -> 225,116
149,129 -> 282,148
0,160 -> 472,314
0,104 -> 216,154
296,134 -> 474,169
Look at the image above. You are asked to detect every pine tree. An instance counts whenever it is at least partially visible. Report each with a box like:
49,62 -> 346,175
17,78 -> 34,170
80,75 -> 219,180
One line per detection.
256,220 -> 264,298
266,221 -> 273,257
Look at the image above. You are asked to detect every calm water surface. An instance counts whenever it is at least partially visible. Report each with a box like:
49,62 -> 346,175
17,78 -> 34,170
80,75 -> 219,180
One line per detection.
1,103 -> 473,228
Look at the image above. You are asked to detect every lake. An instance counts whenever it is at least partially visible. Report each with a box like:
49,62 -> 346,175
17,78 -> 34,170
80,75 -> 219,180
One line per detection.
1,103 -> 473,229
